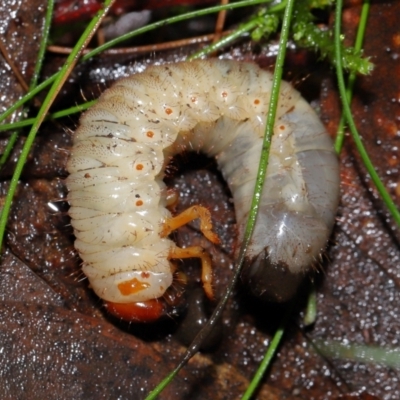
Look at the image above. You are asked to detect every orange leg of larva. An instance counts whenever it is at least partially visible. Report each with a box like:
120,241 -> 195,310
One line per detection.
168,246 -> 214,300
160,205 -> 220,244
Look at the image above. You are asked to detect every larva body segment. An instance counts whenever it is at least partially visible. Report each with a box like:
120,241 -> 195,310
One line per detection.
66,60 -> 340,319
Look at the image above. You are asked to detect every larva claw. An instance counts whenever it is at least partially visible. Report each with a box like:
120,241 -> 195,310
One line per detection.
168,246 -> 215,300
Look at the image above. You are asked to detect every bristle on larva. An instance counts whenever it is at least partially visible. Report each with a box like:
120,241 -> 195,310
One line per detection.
66,60 -> 340,321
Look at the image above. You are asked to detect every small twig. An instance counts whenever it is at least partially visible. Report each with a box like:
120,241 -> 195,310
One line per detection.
213,0 -> 229,43
47,30 -> 234,56
0,38 -> 30,92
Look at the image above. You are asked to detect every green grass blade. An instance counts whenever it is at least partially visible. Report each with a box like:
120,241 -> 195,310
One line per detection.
241,0 -> 296,397
241,310 -> 290,400
188,18 -> 260,60
334,0 -> 371,153
0,100 -> 97,131
31,0 -> 54,90
334,0 -> 400,227
303,0 -> 371,333
85,0 -> 272,59
188,0 -> 287,59
315,340 -> 400,369
303,285 -> 317,326
147,0 -> 300,397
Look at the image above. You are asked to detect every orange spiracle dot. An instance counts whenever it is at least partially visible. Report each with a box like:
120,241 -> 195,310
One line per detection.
136,163 -> 144,170
146,131 -> 154,138
136,200 -> 144,206
165,107 -> 173,115
254,99 -> 260,105
221,91 -> 228,98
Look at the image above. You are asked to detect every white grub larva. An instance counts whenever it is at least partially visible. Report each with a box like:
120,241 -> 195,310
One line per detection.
66,60 -> 340,322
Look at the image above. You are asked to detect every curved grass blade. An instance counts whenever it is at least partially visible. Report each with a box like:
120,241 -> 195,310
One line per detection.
334,0 -> 400,227
240,0 -> 296,397
145,1 -> 297,398
303,0 -> 372,330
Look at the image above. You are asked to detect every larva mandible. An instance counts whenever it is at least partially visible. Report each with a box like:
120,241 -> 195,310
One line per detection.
66,59 -> 340,322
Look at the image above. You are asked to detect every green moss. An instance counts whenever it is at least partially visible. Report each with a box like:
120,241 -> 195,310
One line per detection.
251,0 -> 373,75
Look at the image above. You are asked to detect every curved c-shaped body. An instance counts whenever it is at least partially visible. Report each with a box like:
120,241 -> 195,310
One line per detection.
66,60 -> 340,319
